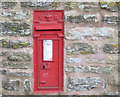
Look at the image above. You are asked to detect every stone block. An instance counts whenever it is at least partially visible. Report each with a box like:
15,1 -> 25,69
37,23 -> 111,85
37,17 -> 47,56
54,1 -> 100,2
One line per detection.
66,43 -> 94,55
66,14 -> 97,23
1,2 -> 17,9
102,16 -> 119,25
8,52 -> 31,61
2,61 -> 30,69
66,66 -> 117,74
100,0 -> 119,12
66,27 -> 114,40
0,22 -> 31,36
103,44 -> 119,54
0,39 -> 31,49
20,1 -> 60,8
2,11 -> 29,21
78,2 -> 98,11
24,80 -> 31,93
68,77 -> 101,91
66,58 -> 82,63
1,70 -> 32,77
2,79 -> 20,91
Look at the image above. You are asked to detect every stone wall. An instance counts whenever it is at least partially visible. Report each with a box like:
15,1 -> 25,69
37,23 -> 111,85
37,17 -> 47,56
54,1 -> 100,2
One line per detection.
0,0 -> 119,96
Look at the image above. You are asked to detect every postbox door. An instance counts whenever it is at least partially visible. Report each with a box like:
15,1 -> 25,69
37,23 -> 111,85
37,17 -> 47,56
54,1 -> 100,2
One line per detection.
38,37 -> 60,89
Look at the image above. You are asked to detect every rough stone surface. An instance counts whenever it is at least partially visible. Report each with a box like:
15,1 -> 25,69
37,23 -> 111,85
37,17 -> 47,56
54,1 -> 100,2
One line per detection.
66,58 -> 82,63
110,76 -> 119,86
2,61 -> 30,69
66,43 -> 94,55
24,80 -> 31,93
1,2 -> 17,9
0,22 -> 31,36
86,57 -> 118,65
1,70 -> 32,77
68,77 -> 101,91
2,79 -> 20,91
103,44 -> 119,54
66,66 -> 117,74
0,39 -> 31,49
78,2 -> 98,11
100,1 -> 119,12
66,15 -> 97,23
65,2 -> 98,11
20,1 -> 60,8
104,92 -> 120,95
65,2 -> 78,10
0,51 -> 7,56
8,52 -> 31,61
102,16 -> 118,25
2,11 -> 29,20
66,27 -> 114,40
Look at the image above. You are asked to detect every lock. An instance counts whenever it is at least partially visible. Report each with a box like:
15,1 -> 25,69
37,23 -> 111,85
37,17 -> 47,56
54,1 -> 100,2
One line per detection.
33,10 -> 64,93
42,63 -> 50,70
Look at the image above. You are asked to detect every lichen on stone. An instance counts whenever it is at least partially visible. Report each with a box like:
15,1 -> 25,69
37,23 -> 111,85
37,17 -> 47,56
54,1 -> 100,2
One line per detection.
66,43 -> 95,55
103,44 -> 119,54
100,0 -> 119,12
66,14 -> 97,23
0,22 -> 31,36
0,39 -> 31,49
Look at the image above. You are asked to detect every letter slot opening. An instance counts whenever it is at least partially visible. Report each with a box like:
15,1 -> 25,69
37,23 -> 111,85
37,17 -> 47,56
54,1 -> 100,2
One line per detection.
35,26 -> 62,31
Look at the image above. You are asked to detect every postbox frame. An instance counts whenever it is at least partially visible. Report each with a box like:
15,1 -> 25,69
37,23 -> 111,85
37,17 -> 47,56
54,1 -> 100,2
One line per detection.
33,10 -> 64,93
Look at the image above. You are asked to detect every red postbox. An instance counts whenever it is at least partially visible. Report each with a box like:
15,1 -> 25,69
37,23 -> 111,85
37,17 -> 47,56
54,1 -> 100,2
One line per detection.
33,10 -> 64,93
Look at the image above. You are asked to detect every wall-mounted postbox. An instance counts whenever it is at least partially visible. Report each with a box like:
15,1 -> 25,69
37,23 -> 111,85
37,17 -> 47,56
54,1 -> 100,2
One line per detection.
33,10 -> 64,93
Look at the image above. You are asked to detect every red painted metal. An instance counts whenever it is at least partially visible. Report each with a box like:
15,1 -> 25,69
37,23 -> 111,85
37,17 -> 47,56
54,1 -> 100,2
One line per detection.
33,10 -> 64,93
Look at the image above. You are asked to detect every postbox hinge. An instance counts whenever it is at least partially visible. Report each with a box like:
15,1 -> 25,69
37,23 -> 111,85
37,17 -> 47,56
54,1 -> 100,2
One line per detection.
58,33 -> 64,38
33,34 -> 40,38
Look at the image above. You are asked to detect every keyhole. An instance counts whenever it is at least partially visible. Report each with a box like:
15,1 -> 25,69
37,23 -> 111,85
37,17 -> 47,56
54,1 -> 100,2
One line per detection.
43,65 -> 45,69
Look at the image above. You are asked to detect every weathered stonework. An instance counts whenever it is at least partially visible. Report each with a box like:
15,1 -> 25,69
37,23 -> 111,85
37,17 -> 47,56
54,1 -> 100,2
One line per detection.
68,77 -> 101,91
8,52 -> 31,61
100,1 -> 119,12
20,1 -> 60,8
66,58 -> 82,63
24,80 -> 31,93
0,51 -> 7,56
110,76 -> 119,86
2,70 -> 32,77
102,16 -> 118,25
2,11 -> 29,21
65,2 -> 78,10
104,92 -> 120,95
103,44 -> 119,54
86,57 -> 118,65
0,39 -> 31,49
66,66 -> 117,74
78,2 -> 98,11
65,2 -> 98,11
0,22 -> 31,36
2,61 -> 30,69
66,27 -> 114,40
2,79 -> 20,91
66,15 -> 97,23
67,43 -> 94,55
1,2 -> 17,9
